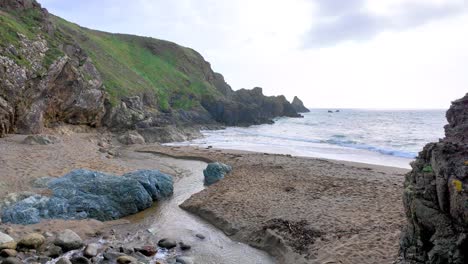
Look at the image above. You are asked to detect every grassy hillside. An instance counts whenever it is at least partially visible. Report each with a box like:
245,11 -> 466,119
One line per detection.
53,17 -> 219,110
0,6 -> 220,111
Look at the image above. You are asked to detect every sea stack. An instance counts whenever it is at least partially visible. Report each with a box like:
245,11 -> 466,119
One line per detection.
291,96 -> 310,113
399,93 -> 468,263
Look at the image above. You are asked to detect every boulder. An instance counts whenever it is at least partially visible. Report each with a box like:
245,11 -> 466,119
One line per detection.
1,169 -> 174,224
117,131 -> 145,145
116,255 -> 138,264
83,243 -> 99,258
54,229 -> 83,251
291,96 -> 310,113
203,162 -> 232,185
123,170 -> 174,200
22,135 -> 59,145
69,256 -> 90,264
1,257 -> 22,264
18,233 -> 45,249
0,233 -> 15,250
0,249 -> 17,257
56,258 -> 72,264
399,93 -> 468,264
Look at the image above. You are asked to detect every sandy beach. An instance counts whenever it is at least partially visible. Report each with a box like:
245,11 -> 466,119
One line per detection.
0,128 -> 409,263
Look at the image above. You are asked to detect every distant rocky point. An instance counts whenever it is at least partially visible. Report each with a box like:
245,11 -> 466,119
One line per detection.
0,0 -> 308,140
291,96 -> 310,113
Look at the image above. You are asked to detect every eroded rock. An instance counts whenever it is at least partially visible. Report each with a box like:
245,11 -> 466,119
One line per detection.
203,162 -> 232,185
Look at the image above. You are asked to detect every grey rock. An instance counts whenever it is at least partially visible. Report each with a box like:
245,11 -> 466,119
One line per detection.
70,256 -> 90,264
0,249 -> 17,257
1,257 -> 22,264
103,251 -> 126,261
116,255 -> 138,264
54,229 -> 83,251
56,258 -> 72,264
158,238 -> 177,249
83,243 -> 99,258
195,234 -> 205,240
203,162 -> 232,185
0,232 -> 14,244
291,96 -> 310,113
45,245 -> 62,257
22,135 -> 59,145
117,131 -> 145,145
175,256 -> 194,264
179,242 -> 191,251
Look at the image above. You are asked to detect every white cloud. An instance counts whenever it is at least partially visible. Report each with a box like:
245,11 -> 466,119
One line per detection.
38,0 -> 468,109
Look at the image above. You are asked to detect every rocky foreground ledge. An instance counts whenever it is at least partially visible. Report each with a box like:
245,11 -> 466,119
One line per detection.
399,93 -> 468,264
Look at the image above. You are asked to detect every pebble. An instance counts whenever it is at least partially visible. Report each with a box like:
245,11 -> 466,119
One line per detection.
176,256 -> 194,264
70,256 -> 90,264
2,257 -> 22,264
158,238 -> 177,249
56,258 -> 72,264
54,229 -> 83,251
179,242 -> 191,251
83,243 -> 99,258
195,234 -> 205,240
18,233 -> 45,249
0,249 -> 17,257
135,245 -> 157,256
116,255 -> 138,264
46,245 -> 63,258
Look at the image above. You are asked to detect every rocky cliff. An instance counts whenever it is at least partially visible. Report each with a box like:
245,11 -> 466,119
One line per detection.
399,93 -> 468,264
0,0 -> 307,139
291,96 -> 310,113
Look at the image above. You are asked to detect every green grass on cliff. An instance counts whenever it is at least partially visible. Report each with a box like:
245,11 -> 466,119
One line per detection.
53,17 -> 217,110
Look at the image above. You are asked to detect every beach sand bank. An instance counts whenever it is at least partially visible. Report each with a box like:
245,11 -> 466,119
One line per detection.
0,130 -> 408,263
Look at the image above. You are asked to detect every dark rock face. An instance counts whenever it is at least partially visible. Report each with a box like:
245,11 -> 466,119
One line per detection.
291,96 -> 310,113
1,169 -> 174,224
202,87 -> 301,126
399,93 -> 468,264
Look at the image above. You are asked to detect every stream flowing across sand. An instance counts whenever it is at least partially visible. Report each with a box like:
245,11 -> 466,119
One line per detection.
116,149 -> 275,264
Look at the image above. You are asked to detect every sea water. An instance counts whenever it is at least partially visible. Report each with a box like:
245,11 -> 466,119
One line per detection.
169,109 -> 446,168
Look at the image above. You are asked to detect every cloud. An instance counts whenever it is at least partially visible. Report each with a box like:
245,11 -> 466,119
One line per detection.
304,0 -> 467,47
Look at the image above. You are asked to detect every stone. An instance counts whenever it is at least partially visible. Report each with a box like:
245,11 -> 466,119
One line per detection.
116,255 -> 138,264
0,232 -> 14,246
0,241 -> 17,250
175,256 -> 194,264
1,257 -> 22,264
157,238 -> 177,249
0,249 -> 17,257
70,256 -> 90,264
118,131 -> 145,145
18,233 -> 45,249
135,245 -> 157,256
195,234 -> 205,240
54,229 -> 83,251
123,170 -> 174,200
22,135 -> 59,145
83,243 -> 99,258
179,242 -> 191,251
45,245 -> 62,257
103,251 -> 126,261
203,162 -> 232,185
56,258 -> 72,264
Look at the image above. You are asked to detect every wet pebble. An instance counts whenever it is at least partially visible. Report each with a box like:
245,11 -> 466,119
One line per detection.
158,238 -> 177,249
179,242 -> 191,251
195,234 -> 205,240
83,243 -> 99,258
56,258 -> 72,264
116,255 -> 138,264
176,256 -> 194,264
135,245 -> 157,256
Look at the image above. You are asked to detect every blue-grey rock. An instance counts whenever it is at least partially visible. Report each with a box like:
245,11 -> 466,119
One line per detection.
123,170 -> 174,200
203,162 -> 232,185
1,169 -> 175,224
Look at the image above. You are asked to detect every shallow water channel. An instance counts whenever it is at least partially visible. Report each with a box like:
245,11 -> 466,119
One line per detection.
116,149 -> 275,264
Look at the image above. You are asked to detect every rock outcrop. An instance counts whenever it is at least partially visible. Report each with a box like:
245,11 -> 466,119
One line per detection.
203,162 -> 232,185
291,96 -> 310,113
399,93 -> 468,264
1,169 -> 174,224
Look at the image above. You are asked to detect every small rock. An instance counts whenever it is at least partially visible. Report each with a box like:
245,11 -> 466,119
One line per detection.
203,162 -> 232,185
83,243 -> 99,258
103,251 -> 126,260
56,258 -> 72,264
98,147 -> 108,153
176,256 -> 194,264
23,135 -> 59,145
116,255 -> 138,264
2,257 -> 22,264
179,242 -> 191,251
0,241 -> 17,250
46,245 -> 62,258
147,228 -> 157,235
118,131 -> 145,145
0,249 -> 17,257
158,238 -> 177,249
119,246 -> 134,255
0,232 -> 15,249
135,245 -> 157,256
70,256 -> 90,264
54,229 -> 83,251
18,233 -> 45,249
195,234 -> 205,240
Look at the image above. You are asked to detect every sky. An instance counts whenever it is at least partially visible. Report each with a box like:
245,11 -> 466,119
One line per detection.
38,0 -> 468,109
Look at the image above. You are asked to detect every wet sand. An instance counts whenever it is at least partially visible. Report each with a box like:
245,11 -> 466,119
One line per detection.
0,129 -> 408,263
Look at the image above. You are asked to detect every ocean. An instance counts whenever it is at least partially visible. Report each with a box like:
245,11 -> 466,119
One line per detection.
169,109 -> 447,168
